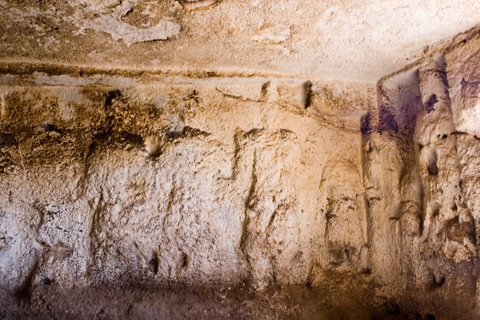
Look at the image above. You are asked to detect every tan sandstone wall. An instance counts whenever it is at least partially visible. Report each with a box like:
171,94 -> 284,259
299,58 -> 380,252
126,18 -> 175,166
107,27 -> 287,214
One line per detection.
1,1 -> 480,319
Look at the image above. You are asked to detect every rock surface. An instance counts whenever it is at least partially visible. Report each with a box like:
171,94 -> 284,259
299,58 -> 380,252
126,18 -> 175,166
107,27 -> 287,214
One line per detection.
1,0 -> 480,81
1,1 -> 480,319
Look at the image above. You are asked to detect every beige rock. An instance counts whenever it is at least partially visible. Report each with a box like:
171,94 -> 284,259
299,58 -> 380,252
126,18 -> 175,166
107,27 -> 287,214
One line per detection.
144,135 -> 163,157
269,80 -> 311,109
253,25 -> 291,44
1,1 -> 480,319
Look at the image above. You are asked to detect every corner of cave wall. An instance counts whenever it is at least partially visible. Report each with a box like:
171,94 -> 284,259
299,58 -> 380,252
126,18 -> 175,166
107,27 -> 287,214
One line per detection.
358,28 -> 480,317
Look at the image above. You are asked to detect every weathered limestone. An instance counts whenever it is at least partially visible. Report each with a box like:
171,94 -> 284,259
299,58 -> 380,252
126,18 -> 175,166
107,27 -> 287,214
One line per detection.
0,75 -> 372,310
1,1 -> 480,319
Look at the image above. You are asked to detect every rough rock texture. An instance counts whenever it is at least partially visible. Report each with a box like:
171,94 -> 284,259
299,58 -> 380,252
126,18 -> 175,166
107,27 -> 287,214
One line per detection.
0,77 -> 370,283
2,1 -> 480,319
1,0 -> 480,81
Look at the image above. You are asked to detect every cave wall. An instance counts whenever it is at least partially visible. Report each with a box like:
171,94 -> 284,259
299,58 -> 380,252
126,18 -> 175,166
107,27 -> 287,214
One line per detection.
0,77 -> 371,286
360,29 -> 480,317
1,13 -> 480,320
0,74 -> 378,317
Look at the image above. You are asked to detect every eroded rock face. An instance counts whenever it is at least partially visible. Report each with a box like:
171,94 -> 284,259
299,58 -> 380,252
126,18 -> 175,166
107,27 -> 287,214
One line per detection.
0,75 -> 376,318
1,13 -> 480,320
358,30 -> 480,318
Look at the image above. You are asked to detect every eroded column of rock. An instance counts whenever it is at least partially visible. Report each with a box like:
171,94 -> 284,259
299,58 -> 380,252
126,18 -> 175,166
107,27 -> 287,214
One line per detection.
362,69 -> 424,303
445,33 -> 480,238
417,57 -> 476,259
405,56 -> 477,317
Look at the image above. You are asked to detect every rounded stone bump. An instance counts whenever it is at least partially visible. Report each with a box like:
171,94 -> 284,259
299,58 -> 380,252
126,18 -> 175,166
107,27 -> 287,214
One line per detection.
144,135 -> 163,157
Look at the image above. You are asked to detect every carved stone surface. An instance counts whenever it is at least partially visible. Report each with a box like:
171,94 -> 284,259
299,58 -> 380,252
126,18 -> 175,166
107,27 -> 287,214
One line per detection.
1,1 -> 480,319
